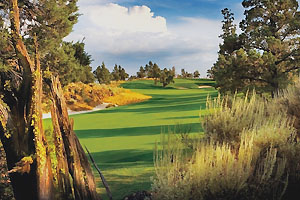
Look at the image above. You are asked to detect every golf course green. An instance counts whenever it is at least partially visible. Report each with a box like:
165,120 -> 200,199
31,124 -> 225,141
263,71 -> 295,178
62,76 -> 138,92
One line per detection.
44,78 -> 217,199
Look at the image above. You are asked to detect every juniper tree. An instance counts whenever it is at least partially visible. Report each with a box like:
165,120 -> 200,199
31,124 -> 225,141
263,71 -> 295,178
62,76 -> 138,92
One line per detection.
145,61 -> 154,78
193,70 -> 200,79
111,64 -> 120,81
44,41 -> 94,86
181,69 -> 187,78
0,1 -> 100,199
94,62 -> 111,84
210,1 -> 300,96
152,63 -> 161,85
137,66 -> 146,78
160,68 -> 175,87
119,66 -> 129,81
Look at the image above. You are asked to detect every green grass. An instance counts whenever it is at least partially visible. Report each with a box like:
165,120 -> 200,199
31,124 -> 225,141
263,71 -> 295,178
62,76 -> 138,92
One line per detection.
44,78 -> 217,200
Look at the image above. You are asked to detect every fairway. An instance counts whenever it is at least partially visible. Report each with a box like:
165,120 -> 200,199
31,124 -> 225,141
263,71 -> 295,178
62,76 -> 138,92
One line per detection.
44,79 -> 217,199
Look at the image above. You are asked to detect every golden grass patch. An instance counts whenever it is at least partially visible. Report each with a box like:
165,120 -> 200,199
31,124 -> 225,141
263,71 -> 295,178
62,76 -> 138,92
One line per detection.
103,89 -> 151,106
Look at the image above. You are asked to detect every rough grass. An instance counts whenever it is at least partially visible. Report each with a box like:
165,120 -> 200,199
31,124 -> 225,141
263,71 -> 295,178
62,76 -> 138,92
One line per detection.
43,78 -> 217,200
153,90 -> 300,200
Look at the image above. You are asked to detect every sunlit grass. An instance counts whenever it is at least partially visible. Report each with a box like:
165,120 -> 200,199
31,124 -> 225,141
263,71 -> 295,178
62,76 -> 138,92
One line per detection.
44,78 -> 217,199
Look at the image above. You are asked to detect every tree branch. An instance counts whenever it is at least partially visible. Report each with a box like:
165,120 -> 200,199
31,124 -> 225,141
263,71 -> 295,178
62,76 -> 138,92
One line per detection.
85,146 -> 113,200
240,75 -> 271,84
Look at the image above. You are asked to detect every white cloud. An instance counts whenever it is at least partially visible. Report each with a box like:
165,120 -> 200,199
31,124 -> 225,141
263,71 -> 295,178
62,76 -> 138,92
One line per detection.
66,1 -> 223,76
82,3 -> 167,33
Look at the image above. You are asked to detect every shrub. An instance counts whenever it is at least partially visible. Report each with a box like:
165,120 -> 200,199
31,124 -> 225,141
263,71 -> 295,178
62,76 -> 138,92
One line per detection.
202,91 -> 287,147
42,81 -> 150,112
152,89 -> 300,200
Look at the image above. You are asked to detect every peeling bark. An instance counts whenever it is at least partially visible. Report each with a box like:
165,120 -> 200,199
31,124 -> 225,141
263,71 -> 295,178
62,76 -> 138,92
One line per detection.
49,76 -> 100,200
0,1 -> 54,199
0,1 -> 101,199
50,102 -> 74,199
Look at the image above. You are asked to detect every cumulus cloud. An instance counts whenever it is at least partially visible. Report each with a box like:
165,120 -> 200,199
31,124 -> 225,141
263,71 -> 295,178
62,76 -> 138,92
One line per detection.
65,1 -> 223,76
82,3 -> 167,33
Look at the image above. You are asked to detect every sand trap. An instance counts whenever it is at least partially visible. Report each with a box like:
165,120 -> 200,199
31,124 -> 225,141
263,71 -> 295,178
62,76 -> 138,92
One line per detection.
198,85 -> 213,89
42,103 -> 112,119
176,87 -> 188,90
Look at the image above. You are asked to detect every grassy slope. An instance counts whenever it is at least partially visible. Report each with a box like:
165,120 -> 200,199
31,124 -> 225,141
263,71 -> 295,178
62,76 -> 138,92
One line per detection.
44,78 -> 217,200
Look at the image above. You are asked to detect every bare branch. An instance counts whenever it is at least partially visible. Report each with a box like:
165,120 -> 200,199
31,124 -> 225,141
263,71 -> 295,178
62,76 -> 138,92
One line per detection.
85,146 -> 113,200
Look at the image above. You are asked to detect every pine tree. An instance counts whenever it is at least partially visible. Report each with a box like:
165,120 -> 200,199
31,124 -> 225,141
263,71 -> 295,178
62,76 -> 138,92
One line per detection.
111,64 -> 121,81
146,61 -> 154,78
193,70 -> 200,79
94,62 -> 111,84
137,66 -> 146,78
181,69 -> 187,78
152,63 -> 161,85
119,66 -> 129,80
171,66 -> 176,77
160,68 -> 175,87
211,1 -> 300,95
44,41 -> 94,86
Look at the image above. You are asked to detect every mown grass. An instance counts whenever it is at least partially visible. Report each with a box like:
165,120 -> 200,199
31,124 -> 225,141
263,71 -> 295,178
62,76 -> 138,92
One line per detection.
44,78 -> 217,200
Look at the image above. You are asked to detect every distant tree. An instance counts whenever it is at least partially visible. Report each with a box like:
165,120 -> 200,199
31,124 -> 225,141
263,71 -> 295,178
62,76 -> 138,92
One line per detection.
128,75 -> 137,81
137,66 -> 146,78
152,63 -> 161,85
160,68 -> 175,87
111,64 -> 121,81
119,66 -> 129,80
146,61 -> 154,78
93,62 -> 111,84
210,2 -> 300,95
186,73 -> 193,78
193,70 -> 200,78
145,64 -> 150,77
171,66 -> 176,77
181,69 -> 187,78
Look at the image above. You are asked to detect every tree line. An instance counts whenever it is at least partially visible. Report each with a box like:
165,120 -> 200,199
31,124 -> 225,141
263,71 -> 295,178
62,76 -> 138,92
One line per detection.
94,61 -> 201,87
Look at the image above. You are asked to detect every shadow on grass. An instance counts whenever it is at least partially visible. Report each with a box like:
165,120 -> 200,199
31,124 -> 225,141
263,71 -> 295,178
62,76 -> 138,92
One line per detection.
88,149 -> 155,200
83,91 -> 217,116
122,81 -> 174,90
87,149 -> 154,169
195,79 -> 216,87
164,115 -> 200,120
75,122 -> 202,139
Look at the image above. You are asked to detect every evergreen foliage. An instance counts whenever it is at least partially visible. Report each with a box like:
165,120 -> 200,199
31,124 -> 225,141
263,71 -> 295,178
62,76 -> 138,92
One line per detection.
93,62 -> 111,84
193,70 -> 200,79
137,66 -> 146,78
44,41 -> 94,86
210,1 -> 300,95
111,65 -> 128,81
160,68 -> 175,87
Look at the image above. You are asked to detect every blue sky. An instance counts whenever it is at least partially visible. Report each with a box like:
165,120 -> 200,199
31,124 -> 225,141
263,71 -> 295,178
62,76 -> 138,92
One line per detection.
66,0 -> 245,76
116,0 -> 244,21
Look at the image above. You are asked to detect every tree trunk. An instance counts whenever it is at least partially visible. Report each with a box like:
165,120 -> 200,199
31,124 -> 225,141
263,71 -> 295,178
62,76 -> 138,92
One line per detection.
49,76 -> 100,200
0,1 -> 101,199
0,1 -> 54,199
50,104 -> 74,199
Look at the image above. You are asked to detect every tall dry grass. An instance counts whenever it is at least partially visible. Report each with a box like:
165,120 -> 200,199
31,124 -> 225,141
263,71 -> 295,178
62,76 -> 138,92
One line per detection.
152,88 -> 300,200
